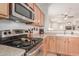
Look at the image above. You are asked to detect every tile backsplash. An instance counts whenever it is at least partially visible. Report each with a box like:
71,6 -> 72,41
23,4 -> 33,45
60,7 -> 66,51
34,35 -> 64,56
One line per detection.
0,20 -> 33,30
0,19 -> 41,35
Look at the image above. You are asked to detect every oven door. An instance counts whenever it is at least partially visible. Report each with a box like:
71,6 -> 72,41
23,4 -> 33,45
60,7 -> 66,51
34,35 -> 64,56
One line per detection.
12,3 -> 34,23
26,42 -> 42,56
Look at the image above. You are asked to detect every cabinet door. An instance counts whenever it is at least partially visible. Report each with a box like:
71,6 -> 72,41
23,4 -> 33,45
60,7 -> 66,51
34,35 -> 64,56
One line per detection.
56,36 -> 68,55
49,36 -> 57,53
37,8 -> 41,25
40,11 -> 44,26
34,4 -> 38,25
0,3 -> 9,18
43,36 -> 50,55
68,37 -> 79,55
34,4 -> 42,26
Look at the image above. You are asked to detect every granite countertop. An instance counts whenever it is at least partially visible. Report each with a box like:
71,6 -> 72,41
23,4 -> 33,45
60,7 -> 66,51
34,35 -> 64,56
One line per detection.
0,44 -> 26,56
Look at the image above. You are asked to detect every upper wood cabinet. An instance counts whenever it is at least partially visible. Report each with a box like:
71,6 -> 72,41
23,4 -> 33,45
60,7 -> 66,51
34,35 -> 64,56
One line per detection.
40,11 -> 44,26
37,6 -> 41,26
33,4 -> 39,25
0,3 -> 9,18
34,4 -> 41,25
33,4 -> 44,26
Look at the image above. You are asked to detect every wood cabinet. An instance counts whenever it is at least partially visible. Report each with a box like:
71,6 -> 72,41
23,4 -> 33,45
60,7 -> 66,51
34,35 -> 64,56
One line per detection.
40,11 -> 44,26
43,36 -> 79,56
34,4 -> 44,26
56,36 -> 68,55
49,36 -> 57,53
0,3 -> 9,18
43,36 -> 50,55
56,36 -> 79,56
34,4 -> 39,25
68,37 -> 79,55
43,36 -> 57,55
37,8 -> 41,26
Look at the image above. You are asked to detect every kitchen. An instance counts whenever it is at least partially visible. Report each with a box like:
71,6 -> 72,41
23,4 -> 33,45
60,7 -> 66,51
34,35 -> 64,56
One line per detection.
0,3 -> 79,56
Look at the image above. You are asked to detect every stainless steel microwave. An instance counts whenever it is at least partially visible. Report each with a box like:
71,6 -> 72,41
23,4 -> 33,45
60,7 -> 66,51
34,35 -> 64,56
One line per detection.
9,3 -> 34,23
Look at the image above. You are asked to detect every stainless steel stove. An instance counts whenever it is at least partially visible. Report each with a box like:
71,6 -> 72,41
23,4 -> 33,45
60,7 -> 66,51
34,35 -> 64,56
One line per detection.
0,30 -> 43,56
1,38 -> 42,52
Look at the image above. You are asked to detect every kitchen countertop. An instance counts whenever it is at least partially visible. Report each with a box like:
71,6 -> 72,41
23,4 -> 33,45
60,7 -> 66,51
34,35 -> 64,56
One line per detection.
0,44 -> 26,56
32,33 -> 79,38
44,32 -> 79,38
32,32 -> 79,38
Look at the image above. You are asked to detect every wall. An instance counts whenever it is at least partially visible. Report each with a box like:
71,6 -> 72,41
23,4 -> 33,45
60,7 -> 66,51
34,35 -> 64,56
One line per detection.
0,19 -> 33,30
0,19 -> 39,31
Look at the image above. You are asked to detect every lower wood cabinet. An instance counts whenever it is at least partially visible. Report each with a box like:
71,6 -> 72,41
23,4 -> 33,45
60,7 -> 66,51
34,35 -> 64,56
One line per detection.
56,36 -> 68,55
68,37 -> 79,55
0,3 -> 9,18
49,36 -> 57,53
43,36 -> 79,56
43,36 -> 50,55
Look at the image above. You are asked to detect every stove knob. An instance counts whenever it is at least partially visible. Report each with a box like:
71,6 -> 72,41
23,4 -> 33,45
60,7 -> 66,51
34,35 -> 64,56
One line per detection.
4,32 -> 7,35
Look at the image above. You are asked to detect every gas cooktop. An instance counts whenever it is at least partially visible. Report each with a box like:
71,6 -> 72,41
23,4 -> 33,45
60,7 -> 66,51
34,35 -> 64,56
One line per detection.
1,38 -> 43,52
